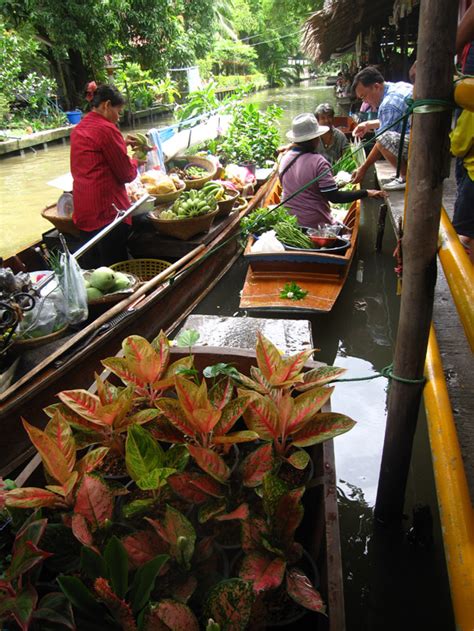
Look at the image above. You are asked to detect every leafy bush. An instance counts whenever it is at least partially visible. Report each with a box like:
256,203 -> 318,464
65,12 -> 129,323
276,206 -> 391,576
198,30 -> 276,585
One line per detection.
219,103 -> 283,165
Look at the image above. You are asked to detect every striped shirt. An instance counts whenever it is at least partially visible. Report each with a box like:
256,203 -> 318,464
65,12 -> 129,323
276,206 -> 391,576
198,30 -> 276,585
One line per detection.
70,111 -> 137,231
378,81 -> 413,134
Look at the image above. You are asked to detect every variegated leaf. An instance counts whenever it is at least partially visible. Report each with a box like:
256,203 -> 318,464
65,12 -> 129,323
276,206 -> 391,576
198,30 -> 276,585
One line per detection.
198,499 -> 227,524
209,377 -> 234,410
150,419 -> 187,444
233,372 -> 268,394
286,569 -> 326,614
193,407 -> 222,434
291,413 -> 356,447
213,393 -> 254,436
155,398 -> 196,438
118,408 -> 160,432
242,394 -> 280,441
74,475 -> 114,529
274,487 -> 305,543
240,443 -> 274,487
273,348 -> 315,385
286,449 -> 310,470
76,447 -> 109,476
213,430 -> 259,444
149,330 -> 171,381
187,445 -> 230,483
121,531 -> 168,569
5,487 -> 65,509
101,357 -> 146,389
204,579 -> 254,630
94,373 -> 118,405
239,552 -> 286,592
241,516 -> 268,552
45,411 -> 76,473
294,365 -> 347,391
168,472 -> 225,503
123,335 -> 166,385
152,356 -> 194,391
286,387 -> 334,435
175,376 -> 213,430
22,419 -> 71,485
255,332 -> 285,385
144,599 -> 199,631
215,503 -> 249,521
58,390 -> 101,424
71,513 -> 95,548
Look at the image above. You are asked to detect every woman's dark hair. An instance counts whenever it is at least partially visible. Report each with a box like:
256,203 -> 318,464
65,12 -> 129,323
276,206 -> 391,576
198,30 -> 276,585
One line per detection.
351,66 -> 385,93
294,138 -> 318,153
89,84 -> 125,108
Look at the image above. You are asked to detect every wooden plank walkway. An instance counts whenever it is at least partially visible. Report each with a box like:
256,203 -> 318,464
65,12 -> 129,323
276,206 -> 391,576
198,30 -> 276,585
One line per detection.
375,160 -> 474,501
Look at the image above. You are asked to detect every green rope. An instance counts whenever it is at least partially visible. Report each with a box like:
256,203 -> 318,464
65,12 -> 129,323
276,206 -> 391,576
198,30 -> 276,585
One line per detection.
331,363 -> 426,385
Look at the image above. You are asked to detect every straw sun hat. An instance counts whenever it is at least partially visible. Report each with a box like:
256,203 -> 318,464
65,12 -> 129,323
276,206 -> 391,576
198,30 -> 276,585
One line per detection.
286,113 -> 329,142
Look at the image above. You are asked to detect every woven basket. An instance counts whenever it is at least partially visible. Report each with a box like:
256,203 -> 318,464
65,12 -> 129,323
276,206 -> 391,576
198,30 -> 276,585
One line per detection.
216,190 -> 239,217
14,323 -> 68,349
83,270 -> 139,305
111,258 -> 171,282
41,206 -> 80,237
149,179 -> 185,206
149,208 -> 219,240
174,156 -> 217,190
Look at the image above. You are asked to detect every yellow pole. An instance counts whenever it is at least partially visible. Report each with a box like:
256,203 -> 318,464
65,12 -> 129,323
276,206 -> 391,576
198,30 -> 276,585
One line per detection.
438,208 -> 474,351
424,325 -> 474,631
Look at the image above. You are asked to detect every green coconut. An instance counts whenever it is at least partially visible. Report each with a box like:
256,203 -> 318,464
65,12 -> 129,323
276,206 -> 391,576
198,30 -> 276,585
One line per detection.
87,286 -> 104,301
89,267 -> 116,292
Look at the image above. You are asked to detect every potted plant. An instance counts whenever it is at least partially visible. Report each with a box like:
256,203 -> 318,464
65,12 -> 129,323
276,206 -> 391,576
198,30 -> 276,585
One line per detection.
0,330 -> 355,630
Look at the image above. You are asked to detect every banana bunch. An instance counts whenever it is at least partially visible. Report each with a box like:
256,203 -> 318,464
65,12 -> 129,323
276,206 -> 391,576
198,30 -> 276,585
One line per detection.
202,181 -> 226,201
170,188 -> 218,218
129,132 -> 153,160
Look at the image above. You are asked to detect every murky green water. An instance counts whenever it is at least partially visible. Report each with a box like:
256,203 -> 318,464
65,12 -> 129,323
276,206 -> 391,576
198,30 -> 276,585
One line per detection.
0,81 -> 454,630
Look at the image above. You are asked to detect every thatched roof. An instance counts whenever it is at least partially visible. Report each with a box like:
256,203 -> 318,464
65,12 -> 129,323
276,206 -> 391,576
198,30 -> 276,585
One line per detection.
302,0 -> 418,63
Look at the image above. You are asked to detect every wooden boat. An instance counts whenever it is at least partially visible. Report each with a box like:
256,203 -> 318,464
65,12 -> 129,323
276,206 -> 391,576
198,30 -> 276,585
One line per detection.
12,314 -> 345,630
0,171 -> 277,477
240,179 -> 360,313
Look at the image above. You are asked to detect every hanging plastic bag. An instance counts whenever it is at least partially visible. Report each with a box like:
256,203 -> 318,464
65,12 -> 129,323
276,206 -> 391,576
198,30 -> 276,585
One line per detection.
57,237 -> 88,325
16,279 -> 68,339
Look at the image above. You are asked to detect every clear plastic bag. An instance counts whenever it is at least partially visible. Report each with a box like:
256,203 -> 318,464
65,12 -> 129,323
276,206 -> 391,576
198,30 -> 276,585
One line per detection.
57,249 -> 88,325
17,280 -> 68,339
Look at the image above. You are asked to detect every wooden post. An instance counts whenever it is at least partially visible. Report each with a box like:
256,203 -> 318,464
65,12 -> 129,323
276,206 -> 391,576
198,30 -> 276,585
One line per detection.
375,203 -> 388,252
374,0 -> 458,524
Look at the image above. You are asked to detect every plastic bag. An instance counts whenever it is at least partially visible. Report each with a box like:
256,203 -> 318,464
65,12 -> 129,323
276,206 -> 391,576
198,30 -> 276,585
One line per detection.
250,230 -> 285,253
57,250 -> 88,325
17,280 -> 68,339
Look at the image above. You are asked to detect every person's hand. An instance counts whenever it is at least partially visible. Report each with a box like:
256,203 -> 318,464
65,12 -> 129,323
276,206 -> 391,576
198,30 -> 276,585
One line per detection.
125,134 -> 139,147
351,166 -> 367,184
367,189 -> 388,199
352,122 -> 369,139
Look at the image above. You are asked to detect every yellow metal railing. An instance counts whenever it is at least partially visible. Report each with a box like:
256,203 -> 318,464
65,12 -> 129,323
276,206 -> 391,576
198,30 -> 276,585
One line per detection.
438,208 -> 474,351
424,327 -> 474,631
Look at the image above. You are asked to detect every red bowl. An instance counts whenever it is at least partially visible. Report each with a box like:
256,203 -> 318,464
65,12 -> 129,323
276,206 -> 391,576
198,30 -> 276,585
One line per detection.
309,235 -> 339,247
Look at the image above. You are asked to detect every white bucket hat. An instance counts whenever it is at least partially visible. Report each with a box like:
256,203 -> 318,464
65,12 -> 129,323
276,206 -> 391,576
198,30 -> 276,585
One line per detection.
286,113 -> 329,142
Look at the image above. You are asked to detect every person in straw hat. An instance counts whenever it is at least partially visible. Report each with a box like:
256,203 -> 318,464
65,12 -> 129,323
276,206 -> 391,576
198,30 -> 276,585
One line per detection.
279,113 -> 386,229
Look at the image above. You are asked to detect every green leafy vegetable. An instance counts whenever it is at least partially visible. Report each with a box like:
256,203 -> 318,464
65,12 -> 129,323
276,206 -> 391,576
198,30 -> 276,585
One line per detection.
279,282 -> 308,301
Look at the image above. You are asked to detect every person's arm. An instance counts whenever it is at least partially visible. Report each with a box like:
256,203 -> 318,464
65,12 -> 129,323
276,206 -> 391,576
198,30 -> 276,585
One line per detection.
101,126 -> 138,184
351,143 -> 383,184
322,188 -> 386,203
456,5 -> 474,56
352,119 -> 380,138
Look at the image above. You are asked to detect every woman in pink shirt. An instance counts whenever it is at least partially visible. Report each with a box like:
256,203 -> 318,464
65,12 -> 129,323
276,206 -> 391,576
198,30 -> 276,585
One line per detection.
279,113 -> 385,229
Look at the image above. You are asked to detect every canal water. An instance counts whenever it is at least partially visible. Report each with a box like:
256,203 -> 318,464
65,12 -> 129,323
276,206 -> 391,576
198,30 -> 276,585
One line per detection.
0,82 -> 454,630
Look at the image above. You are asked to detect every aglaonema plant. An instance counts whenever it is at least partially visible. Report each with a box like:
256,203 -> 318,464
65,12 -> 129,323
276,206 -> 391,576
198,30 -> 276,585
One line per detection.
238,473 -> 326,619
0,513 -> 75,630
235,332 -> 355,475
122,424 -> 189,519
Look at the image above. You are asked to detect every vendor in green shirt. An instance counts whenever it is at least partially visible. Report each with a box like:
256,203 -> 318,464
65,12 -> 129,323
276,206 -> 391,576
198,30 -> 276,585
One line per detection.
314,103 -> 349,165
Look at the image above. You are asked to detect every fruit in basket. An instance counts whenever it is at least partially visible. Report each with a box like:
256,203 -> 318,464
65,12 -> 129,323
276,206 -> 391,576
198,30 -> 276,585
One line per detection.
87,287 -> 104,301
111,271 -> 132,291
168,188 -> 218,219
88,267 -> 116,292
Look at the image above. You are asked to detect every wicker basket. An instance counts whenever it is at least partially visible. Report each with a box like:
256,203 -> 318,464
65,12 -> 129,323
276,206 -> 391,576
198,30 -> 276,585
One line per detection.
13,324 -> 68,349
149,179 -> 185,206
173,156 -> 217,190
216,190 -> 239,217
83,270 -> 139,305
111,258 -> 171,282
149,208 -> 219,240
41,205 -> 80,237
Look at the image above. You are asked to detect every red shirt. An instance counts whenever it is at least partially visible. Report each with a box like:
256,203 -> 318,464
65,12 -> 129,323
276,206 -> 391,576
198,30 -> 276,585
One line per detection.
70,111 -> 137,231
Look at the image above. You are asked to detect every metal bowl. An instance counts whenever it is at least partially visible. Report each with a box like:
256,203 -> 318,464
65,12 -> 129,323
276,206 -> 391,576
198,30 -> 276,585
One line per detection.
308,234 -> 339,248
